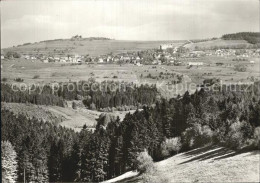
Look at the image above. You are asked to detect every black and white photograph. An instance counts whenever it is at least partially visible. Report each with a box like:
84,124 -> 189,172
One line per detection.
1,0 -> 260,182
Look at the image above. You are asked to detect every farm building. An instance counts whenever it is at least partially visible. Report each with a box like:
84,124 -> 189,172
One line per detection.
188,62 -> 203,66
189,51 -> 205,57
160,44 -> 177,50
98,58 -> 104,63
24,55 -> 30,59
250,61 -> 255,64
1,54 -> 4,59
136,62 -> 143,66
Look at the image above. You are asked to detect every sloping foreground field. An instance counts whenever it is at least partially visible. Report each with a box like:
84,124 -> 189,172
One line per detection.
104,146 -> 260,183
1,102 -> 136,132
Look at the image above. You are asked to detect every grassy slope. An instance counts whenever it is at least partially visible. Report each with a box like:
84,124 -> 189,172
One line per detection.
1,102 -> 66,125
106,145 -> 260,183
1,102 -> 137,132
3,39 -> 185,56
184,39 -> 251,50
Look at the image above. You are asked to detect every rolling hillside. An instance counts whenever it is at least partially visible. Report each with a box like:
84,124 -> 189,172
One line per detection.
2,39 -> 185,56
1,102 -> 137,132
184,39 -> 252,50
104,146 -> 260,183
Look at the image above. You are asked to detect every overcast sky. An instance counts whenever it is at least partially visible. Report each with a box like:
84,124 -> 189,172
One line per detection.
1,0 -> 259,48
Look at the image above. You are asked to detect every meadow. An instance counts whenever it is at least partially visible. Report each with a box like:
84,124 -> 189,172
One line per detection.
2,54 -> 259,99
3,39 -> 185,56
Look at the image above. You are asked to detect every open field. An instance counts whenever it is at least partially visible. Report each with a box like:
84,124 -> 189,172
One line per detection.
2,102 -> 136,132
184,39 -> 252,50
2,39 -> 185,56
1,102 -> 66,125
104,145 -> 260,183
2,54 -> 259,98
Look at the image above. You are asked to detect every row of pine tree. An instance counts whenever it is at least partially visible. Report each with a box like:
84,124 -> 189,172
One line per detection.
2,82 -> 260,182
1,81 -> 158,109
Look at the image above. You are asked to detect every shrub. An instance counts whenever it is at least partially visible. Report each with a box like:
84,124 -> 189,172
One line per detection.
225,120 -> 252,149
5,51 -> 21,59
14,78 -> 24,82
33,75 -> 40,79
89,103 -> 96,110
160,137 -> 182,158
253,127 -> 260,149
182,124 -> 213,149
2,77 -> 8,82
234,64 -> 247,72
136,149 -> 154,174
72,101 -> 77,109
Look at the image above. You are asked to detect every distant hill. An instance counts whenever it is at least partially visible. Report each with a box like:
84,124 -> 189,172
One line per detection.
3,39 -> 184,57
222,32 -> 260,44
183,39 -> 252,50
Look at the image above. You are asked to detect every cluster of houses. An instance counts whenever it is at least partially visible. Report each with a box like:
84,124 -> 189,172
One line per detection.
93,54 -> 141,64
214,49 -> 260,57
22,54 -> 84,63
2,44 -> 259,67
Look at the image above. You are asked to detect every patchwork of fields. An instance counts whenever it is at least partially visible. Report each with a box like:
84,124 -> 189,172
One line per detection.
1,54 -> 259,98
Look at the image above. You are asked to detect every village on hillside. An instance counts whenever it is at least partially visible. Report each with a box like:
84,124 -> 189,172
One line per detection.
1,40 -> 260,67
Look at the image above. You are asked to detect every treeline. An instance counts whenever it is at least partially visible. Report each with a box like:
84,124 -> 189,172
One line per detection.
1,81 -> 158,110
56,81 -> 158,109
1,111 -> 80,182
222,32 -> 260,44
2,82 -> 260,182
1,83 -> 66,107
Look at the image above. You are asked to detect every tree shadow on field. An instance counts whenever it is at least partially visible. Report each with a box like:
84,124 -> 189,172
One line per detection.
182,145 -> 219,158
115,174 -> 141,183
179,145 -> 243,165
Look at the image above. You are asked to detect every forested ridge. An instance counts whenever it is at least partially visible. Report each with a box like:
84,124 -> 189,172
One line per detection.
1,81 -> 158,110
222,32 -> 260,44
2,82 -> 260,182
1,83 -> 66,107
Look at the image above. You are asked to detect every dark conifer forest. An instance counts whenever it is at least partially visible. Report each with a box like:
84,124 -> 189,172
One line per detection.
1,81 -> 158,109
222,32 -> 260,44
2,82 -> 260,182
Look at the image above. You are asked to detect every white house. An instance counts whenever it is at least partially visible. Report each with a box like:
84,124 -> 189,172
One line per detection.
24,55 -> 30,59
76,58 -> 82,63
136,62 -> 143,66
188,62 -> 203,66
54,57 -> 60,62
1,55 -> 4,60
160,44 -> 175,50
98,58 -> 104,63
